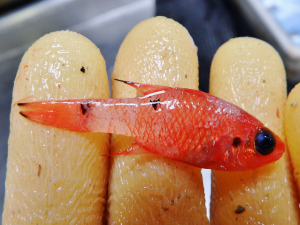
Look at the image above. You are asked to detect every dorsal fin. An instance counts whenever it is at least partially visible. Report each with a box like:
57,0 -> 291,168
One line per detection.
114,79 -> 172,97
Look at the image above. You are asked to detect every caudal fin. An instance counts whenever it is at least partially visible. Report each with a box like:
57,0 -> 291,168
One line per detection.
18,100 -> 90,132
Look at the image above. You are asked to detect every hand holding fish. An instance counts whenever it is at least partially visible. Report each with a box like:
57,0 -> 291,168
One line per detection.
4,17 -> 297,225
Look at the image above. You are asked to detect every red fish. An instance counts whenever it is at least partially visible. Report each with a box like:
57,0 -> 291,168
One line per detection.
18,80 -> 285,171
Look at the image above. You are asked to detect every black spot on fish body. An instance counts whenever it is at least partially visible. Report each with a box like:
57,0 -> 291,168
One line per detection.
235,205 -> 245,214
161,206 -> 169,211
150,99 -> 161,110
232,137 -> 241,148
80,66 -> 85,73
81,102 -> 91,115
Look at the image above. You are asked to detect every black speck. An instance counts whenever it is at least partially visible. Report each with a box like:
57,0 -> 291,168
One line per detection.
80,66 -> 85,73
235,205 -> 245,214
232,137 -> 241,148
150,99 -> 160,110
81,103 -> 91,115
262,80 -> 266,83
185,74 -> 187,78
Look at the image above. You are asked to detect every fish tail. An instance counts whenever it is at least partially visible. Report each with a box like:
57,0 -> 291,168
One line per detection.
18,100 -> 90,132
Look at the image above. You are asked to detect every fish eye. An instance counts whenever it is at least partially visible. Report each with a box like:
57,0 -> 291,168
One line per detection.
254,128 -> 276,155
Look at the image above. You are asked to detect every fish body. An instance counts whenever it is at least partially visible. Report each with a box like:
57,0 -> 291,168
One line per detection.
19,80 -> 285,171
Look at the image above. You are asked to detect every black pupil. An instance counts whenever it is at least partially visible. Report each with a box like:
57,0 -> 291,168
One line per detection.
255,128 -> 276,155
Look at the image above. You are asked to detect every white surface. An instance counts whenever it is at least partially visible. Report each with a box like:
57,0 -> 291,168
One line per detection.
202,169 -> 211,219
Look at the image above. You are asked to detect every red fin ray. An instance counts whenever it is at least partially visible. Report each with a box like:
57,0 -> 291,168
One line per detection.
114,79 -> 172,97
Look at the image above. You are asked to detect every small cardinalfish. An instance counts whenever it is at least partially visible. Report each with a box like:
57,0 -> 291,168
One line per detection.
18,79 -> 285,171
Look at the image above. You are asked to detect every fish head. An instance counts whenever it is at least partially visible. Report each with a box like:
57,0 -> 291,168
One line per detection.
209,126 -> 285,171
238,126 -> 285,170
